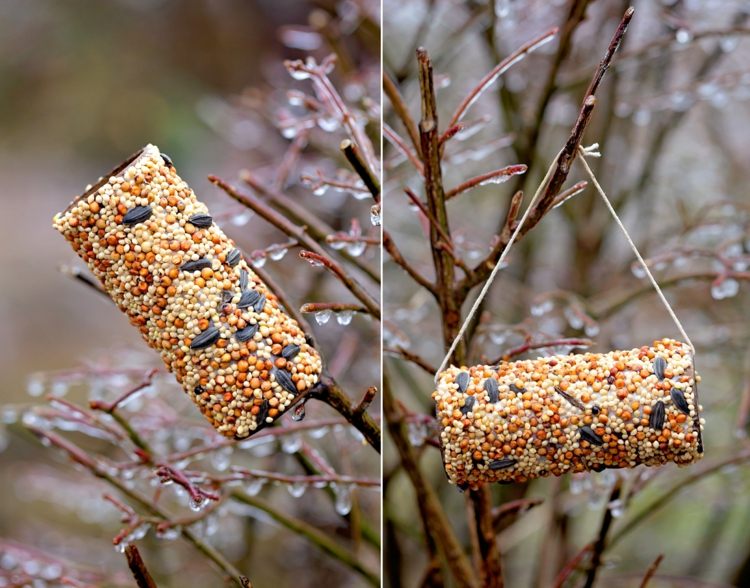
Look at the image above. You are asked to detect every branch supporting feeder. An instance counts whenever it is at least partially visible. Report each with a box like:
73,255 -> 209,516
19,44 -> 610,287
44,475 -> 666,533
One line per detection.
53,144 -> 322,439
434,339 -> 703,489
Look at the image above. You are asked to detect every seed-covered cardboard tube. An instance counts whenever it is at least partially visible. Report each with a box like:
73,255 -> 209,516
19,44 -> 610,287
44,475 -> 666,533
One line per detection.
53,144 -> 322,439
433,339 -> 703,488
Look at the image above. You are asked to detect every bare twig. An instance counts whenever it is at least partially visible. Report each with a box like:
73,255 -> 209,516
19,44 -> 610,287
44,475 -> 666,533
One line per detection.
341,139 -> 380,201
640,554 -> 665,588
124,545 -> 158,588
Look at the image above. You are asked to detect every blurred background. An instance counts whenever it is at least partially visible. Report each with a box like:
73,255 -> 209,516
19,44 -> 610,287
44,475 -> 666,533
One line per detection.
0,0 -> 379,586
384,0 -> 750,586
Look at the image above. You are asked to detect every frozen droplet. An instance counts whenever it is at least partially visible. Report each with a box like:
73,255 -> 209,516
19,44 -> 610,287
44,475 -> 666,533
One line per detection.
564,306 -> 584,330
584,323 -> 600,337
720,35 -> 740,53
287,90 -> 305,106
131,523 -> 150,540
631,263 -> 646,279
313,184 -> 328,197
292,403 -> 306,422
0,407 -> 17,425
314,310 -> 332,325
115,541 -> 129,553
269,248 -> 288,261
287,482 -> 307,498
40,563 -> 62,580
346,241 -> 366,257
530,300 -> 554,317
332,483 -> 353,515
489,330 -> 508,345
310,426 -> 328,439
632,108 -> 651,127
251,256 -> 267,268
407,422 -> 427,447
289,69 -> 312,81
246,478 -> 266,496
232,210 -> 253,226
156,525 -> 182,541
189,496 -> 206,512
213,447 -> 232,472
370,205 -> 381,226
329,240 -> 346,250
670,91 -> 694,112
26,375 -> 45,397
711,277 -> 739,300
336,310 -> 354,326
317,116 -> 340,132
675,28 -> 692,44
281,126 -> 298,139
608,498 -> 625,518
281,434 -> 302,454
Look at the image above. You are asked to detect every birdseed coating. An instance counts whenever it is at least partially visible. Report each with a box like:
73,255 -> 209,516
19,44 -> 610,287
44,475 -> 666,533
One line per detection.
433,339 -> 703,489
53,144 -> 321,439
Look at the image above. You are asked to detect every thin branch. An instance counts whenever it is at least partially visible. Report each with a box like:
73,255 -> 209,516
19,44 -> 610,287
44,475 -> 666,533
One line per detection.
640,554 -> 665,588
384,70 -> 421,154
341,139 -> 380,202
446,27 -> 559,130
124,545 -> 158,588
300,302 -> 369,314
299,250 -> 380,318
25,427 -> 246,586
239,171 -> 379,283
384,347 -> 437,375
384,122 -> 424,174
445,165 -> 527,200
527,7 -> 635,227
231,491 -> 379,587
583,481 -> 622,588
383,230 -> 436,295
89,369 -> 158,413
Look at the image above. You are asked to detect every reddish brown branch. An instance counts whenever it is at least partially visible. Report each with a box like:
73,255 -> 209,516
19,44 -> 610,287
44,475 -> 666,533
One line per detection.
341,139 -> 380,202
384,71 -> 421,154
124,545 -> 158,588
383,230 -> 436,295
640,554 -> 665,588
445,165 -> 527,200
298,250 -> 380,318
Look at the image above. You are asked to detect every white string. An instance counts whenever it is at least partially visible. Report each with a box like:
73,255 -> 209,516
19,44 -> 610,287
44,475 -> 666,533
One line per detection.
434,150 -> 564,382
434,144 -> 695,383
576,144 -> 695,354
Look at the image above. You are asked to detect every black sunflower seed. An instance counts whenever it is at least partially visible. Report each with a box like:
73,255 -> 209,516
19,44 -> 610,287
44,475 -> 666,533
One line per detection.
649,400 -> 665,430
227,248 -> 241,267
122,205 -> 152,226
181,258 -> 212,272
239,269 -> 249,291
188,213 -> 213,228
460,395 -> 475,416
282,344 -> 301,360
456,371 -> 470,393
654,357 -> 667,381
190,326 -> 220,350
161,153 -> 173,167
591,405 -> 601,415
273,368 -> 298,394
580,425 -> 604,446
194,385 -> 205,395
235,324 -> 258,342
484,378 -> 499,403
489,458 -> 516,470
256,400 -> 269,424
237,289 -> 260,309
509,383 -> 526,394
671,389 -> 690,414
253,293 -> 266,313
555,386 -> 585,411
